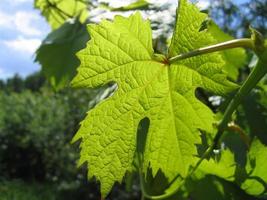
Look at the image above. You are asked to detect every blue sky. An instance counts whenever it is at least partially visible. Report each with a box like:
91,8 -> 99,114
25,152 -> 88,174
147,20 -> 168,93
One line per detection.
0,0 -> 50,79
0,0 -> 248,79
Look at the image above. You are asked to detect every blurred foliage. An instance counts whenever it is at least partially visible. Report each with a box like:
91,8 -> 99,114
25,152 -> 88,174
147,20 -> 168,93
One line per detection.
24,72 -> 47,92
4,74 -> 25,93
0,180 -> 57,200
0,73 -> 139,199
0,89 -> 89,182
208,0 -> 267,37
0,73 -> 46,93
245,0 -> 267,36
0,73 -> 109,182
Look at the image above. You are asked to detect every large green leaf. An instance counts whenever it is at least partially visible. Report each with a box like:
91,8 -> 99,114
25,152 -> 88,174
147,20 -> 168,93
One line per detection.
35,0 -> 89,29
72,0 -> 236,196
35,21 -> 89,90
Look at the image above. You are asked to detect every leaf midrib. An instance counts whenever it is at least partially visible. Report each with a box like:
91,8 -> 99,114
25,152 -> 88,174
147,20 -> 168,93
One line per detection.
166,67 -> 186,174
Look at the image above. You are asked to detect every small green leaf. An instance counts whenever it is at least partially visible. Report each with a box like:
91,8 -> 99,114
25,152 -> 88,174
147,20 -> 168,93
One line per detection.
72,0 -> 236,196
35,0 -> 89,29
241,138 -> 267,196
35,21 -> 89,90
198,149 -> 236,181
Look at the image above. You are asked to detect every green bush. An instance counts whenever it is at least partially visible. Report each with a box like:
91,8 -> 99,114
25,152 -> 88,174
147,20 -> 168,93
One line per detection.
0,85 -> 116,199
0,179 -> 56,200
0,86 -> 108,181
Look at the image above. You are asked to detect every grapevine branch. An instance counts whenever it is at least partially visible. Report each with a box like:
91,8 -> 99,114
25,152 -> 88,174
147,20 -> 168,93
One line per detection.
169,38 -> 254,63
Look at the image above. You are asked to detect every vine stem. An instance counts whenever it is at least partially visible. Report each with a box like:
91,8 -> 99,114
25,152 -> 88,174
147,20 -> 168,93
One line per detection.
213,58 -> 267,146
179,53 -> 267,199
140,35 -> 267,199
227,122 -> 250,148
169,38 -> 254,64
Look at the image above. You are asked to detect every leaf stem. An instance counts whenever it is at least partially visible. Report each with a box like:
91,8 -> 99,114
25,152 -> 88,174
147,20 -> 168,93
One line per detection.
186,32 -> 267,198
184,55 -> 267,198
183,34 -> 267,196
169,38 -> 254,64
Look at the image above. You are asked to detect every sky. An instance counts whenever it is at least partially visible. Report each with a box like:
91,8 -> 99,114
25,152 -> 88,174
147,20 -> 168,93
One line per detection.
0,0 -> 248,79
0,0 -> 50,79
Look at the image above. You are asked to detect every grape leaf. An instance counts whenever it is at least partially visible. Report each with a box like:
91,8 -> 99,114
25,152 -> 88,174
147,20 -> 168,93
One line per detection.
72,0 -> 237,196
241,139 -> 267,196
35,20 -> 89,90
198,137 -> 267,197
239,86 -> 267,145
35,0 -> 89,29
198,149 -> 236,181
186,174 -> 257,200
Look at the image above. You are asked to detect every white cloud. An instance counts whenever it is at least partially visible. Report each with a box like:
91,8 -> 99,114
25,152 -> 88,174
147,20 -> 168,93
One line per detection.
0,11 -> 13,28
0,10 -> 43,36
14,11 -> 43,36
196,0 -> 210,10
0,68 -> 12,79
3,37 -> 41,54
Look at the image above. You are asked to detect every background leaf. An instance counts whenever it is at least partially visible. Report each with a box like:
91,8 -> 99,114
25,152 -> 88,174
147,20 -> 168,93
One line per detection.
241,139 -> 267,196
35,0 -> 89,29
102,0 -> 150,11
35,20 -> 89,90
